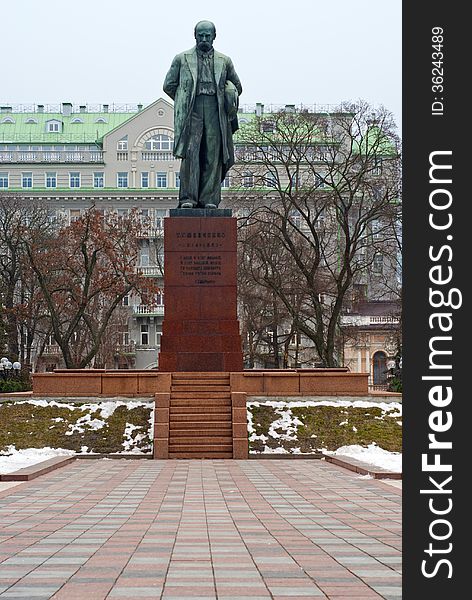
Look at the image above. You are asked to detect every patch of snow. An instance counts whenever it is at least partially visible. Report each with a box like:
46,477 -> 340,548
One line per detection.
325,443 -> 402,472
251,446 -> 290,454
246,408 -> 255,435
267,409 -> 303,441
65,413 -> 107,436
122,422 -> 150,454
352,425 -> 357,432
0,446 -> 75,474
248,399 -> 402,413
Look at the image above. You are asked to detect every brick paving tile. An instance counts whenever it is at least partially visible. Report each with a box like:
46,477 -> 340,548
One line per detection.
0,459 -> 401,599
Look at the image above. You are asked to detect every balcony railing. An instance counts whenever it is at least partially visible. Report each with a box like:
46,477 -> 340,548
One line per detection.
115,343 -> 136,355
132,305 -> 164,316
136,265 -> 163,277
42,344 -> 61,356
136,227 -> 164,239
141,151 -> 173,161
341,315 -> 400,327
369,384 -> 389,392
0,150 -> 104,163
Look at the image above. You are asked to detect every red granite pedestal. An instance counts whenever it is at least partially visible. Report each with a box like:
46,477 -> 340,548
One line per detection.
158,210 -> 243,372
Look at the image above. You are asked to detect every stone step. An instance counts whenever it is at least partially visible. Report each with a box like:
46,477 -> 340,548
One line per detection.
170,406 -> 232,415
170,399 -> 231,408
171,385 -> 231,392
169,420 -> 232,430
170,413 -> 233,422
171,378 -> 231,385
168,451 -> 233,459
170,428 -> 232,437
171,372 -> 230,379
170,391 -> 231,399
169,436 -> 232,445
168,444 -> 233,453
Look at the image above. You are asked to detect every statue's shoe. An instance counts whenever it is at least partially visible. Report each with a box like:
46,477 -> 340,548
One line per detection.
180,202 -> 194,208
205,204 -> 217,209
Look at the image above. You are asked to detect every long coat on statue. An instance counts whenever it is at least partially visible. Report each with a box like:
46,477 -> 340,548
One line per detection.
163,46 -> 243,180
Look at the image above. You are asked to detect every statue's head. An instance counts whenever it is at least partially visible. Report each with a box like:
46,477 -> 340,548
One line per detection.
194,20 -> 216,52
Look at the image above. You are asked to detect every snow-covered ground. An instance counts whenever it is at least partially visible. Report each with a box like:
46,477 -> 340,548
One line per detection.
0,446 -> 76,474
247,399 -> 402,472
324,443 -> 402,472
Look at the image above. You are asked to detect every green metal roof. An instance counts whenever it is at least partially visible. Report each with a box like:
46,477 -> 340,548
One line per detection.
0,111 -> 136,144
354,125 -> 397,157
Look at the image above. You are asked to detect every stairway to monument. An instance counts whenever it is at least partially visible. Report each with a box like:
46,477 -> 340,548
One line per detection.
168,373 -> 233,458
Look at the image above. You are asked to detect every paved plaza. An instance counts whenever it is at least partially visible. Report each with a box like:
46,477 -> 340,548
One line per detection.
0,459 -> 401,600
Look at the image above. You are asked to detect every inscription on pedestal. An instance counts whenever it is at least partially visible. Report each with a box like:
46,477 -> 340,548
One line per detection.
180,254 -> 222,285
175,230 -> 226,250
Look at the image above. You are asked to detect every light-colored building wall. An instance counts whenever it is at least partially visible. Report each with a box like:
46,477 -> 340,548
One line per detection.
1,100 -> 401,372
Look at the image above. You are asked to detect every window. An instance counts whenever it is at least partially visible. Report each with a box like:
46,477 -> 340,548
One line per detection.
122,294 -> 130,307
141,323 -> 149,346
117,208 -> 129,219
0,172 -> 8,188
93,172 -> 104,188
373,351 -> 388,385
140,241 -> 150,266
314,173 -> 326,188
144,134 -> 173,151
155,209 -> 167,229
117,172 -> 128,187
45,172 -> 57,188
70,209 -> 81,223
155,291 -> 164,306
47,121 -> 61,133
69,172 -> 80,188
175,172 -> 180,188
156,331 -> 162,347
141,172 -> 149,188
263,171 -> 276,188
373,253 -> 384,274
372,158 -> 383,175
156,172 -> 167,188
371,219 -> 382,239
22,172 -> 33,188
117,136 -> 128,151
242,172 -> 254,187
289,209 -> 303,229
221,174 -> 231,188
290,172 -> 302,189
25,118 -> 38,124
261,120 -> 275,133
122,332 -> 130,346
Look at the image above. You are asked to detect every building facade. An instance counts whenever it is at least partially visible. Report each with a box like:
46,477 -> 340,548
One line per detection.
0,100 -> 401,375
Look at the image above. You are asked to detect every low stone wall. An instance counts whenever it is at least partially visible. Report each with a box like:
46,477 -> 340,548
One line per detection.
32,371 -> 171,396
230,370 -> 369,395
32,369 -> 370,397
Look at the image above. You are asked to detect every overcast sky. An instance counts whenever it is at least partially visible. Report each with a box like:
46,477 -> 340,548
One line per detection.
3,0 -> 401,131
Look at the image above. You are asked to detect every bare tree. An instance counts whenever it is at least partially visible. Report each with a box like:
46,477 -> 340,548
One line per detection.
0,195 -> 53,363
230,101 -> 401,367
23,208 -> 159,369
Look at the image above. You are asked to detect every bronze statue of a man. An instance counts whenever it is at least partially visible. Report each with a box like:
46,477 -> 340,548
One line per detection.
163,20 -> 242,209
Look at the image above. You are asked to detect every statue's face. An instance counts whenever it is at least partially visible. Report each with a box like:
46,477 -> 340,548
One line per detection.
195,23 -> 215,52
